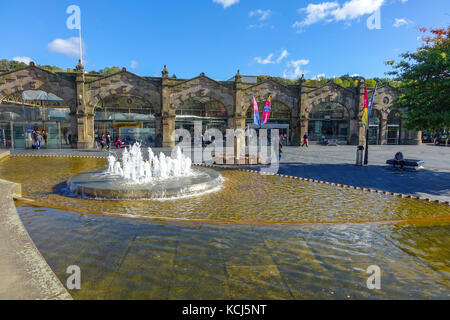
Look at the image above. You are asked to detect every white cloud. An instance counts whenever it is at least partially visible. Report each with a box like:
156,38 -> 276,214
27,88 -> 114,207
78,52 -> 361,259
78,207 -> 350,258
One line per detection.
255,53 -> 275,65
249,9 -> 272,21
283,59 -> 310,80
13,56 -> 33,65
276,50 -> 289,63
393,18 -> 410,27
213,0 -> 239,9
293,0 -> 385,29
254,50 -> 289,65
294,2 -> 339,28
47,37 -> 82,57
333,0 -> 384,21
130,60 -> 138,69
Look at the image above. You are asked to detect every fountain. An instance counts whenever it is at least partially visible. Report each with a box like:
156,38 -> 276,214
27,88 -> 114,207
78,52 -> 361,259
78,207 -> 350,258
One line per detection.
106,144 -> 193,183
67,143 -> 223,200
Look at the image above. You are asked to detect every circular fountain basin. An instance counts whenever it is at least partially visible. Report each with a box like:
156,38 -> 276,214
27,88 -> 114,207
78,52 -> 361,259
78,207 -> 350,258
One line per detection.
67,167 -> 223,200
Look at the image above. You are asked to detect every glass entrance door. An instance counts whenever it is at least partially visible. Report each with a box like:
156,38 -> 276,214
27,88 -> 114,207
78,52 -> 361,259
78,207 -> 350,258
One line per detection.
46,123 -> 60,148
368,125 -> 379,145
387,126 -> 400,145
0,122 -> 11,148
13,123 -> 26,148
11,121 -> 61,149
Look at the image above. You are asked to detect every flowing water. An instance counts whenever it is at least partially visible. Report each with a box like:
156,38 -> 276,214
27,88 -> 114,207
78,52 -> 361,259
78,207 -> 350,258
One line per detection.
2,156 -> 450,299
16,203 -> 450,299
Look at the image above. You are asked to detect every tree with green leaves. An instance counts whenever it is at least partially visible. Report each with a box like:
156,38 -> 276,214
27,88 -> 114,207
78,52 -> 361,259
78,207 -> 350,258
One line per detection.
386,27 -> 449,131
0,59 -> 27,71
98,66 -> 121,75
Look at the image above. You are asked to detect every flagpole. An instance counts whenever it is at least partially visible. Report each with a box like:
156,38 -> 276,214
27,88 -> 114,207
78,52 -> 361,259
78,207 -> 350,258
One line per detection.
364,85 -> 378,165
364,126 -> 369,165
78,20 -> 83,65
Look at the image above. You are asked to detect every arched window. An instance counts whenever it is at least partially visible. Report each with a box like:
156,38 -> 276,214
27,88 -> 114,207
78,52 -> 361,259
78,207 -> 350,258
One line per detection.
387,111 -> 402,145
0,91 -> 71,149
308,102 -> 350,142
368,109 -> 382,145
245,100 -> 292,145
245,100 -> 291,124
94,95 -> 156,145
175,97 -> 228,136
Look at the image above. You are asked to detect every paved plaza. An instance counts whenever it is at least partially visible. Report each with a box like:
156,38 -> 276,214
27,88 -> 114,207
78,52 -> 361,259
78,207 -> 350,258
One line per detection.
278,144 -> 450,203
7,143 -> 450,203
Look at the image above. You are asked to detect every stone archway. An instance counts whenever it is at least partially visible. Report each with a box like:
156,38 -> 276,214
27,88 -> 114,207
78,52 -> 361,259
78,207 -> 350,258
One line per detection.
307,102 -> 351,143
93,94 -> 158,147
240,80 -> 298,117
304,83 -> 358,144
169,76 -> 234,116
87,71 -> 161,115
0,90 -> 74,149
368,109 -> 382,145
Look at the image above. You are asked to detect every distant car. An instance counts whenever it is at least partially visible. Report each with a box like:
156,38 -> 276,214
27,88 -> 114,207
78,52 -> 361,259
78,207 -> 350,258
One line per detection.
422,133 -> 433,143
434,133 -> 449,146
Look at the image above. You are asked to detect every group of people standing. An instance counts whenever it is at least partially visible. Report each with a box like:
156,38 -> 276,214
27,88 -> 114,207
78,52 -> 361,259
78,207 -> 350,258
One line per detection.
97,132 -> 124,151
31,129 -> 48,150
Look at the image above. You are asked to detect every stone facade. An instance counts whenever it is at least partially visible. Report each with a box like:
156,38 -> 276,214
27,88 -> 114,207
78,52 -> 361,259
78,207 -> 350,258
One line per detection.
0,62 -> 420,148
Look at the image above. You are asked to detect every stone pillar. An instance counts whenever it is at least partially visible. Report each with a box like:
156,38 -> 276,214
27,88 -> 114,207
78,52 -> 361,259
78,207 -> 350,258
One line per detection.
290,116 -> 302,146
154,114 -> 163,147
160,65 -> 175,148
405,130 -> 422,145
358,121 -> 366,146
162,115 -> 175,148
297,75 -> 307,146
228,116 -> 246,164
380,118 -> 387,145
299,117 -> 308,143
74,60 -> 94,149
233,71 -> 246,163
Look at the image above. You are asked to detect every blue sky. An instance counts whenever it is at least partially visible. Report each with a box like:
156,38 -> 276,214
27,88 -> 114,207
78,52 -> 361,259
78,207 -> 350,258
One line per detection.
1,0 -> 449,80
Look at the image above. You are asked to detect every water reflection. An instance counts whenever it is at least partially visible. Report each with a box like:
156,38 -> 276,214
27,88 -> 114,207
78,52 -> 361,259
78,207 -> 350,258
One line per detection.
17,203 -> 450,300
2,157 -> 450,224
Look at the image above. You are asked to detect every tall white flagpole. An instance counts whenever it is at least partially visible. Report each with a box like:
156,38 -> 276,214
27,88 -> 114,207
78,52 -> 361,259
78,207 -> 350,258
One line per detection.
78,22 -> 83,65
66,5 -> 83,65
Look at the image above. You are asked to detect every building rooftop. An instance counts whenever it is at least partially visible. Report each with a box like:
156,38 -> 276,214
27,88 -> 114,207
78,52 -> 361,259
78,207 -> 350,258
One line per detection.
227,75 -> 258,84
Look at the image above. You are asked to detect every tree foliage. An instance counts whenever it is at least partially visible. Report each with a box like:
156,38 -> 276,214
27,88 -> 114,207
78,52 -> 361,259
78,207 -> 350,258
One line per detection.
387,27 -> 450,131
0,59 -> 27,71
97,66 -> 121,75
256,74 -> 392,88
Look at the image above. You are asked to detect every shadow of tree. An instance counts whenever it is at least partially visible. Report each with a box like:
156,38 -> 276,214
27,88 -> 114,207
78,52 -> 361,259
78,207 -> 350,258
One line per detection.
276,163 -> 450,198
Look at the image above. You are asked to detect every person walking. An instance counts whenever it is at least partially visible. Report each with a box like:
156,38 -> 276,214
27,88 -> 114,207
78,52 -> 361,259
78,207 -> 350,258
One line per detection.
42,129 -> 48,147
99,134 -> 106,151
278,136 -> 284,161
302,133 -> 309,147
31,130 -> 37,149
36,132 -> 42,150
105,132 -> 112,151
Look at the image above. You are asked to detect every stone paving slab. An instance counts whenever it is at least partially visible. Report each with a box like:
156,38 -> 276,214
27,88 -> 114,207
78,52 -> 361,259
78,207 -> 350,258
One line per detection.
0,177 -> 72,300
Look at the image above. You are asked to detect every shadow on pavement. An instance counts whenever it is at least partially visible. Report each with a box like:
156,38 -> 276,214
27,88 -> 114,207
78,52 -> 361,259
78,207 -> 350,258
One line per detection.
275,162 -> 450,199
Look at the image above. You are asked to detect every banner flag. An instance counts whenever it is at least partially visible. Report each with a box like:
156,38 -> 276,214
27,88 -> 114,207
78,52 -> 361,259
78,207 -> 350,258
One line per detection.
252,96 -> 260,126
261,96 -> 272,125
362,84 -> 369,127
